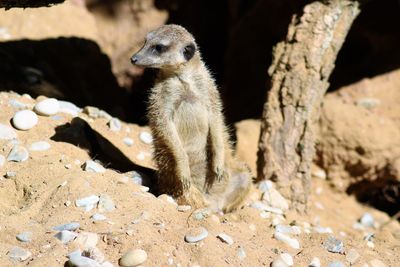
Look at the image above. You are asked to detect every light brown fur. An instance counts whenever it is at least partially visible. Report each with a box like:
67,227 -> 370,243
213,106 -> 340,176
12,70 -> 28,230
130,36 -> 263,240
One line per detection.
131,24 -> 251,212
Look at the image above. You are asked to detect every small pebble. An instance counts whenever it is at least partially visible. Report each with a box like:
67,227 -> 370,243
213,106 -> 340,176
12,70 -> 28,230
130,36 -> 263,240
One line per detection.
177,205 -> 191,212
8,246 -> 32,261
12,110 -> 38,130
309,257 -> 321,267
0,123 -> 17,140
52,222 -> 80,231
359,213 -> 374,228
9,99 -> 27,109
69,253 -> 101,267
184,227 -> 208,243
98,194 -> 116,212
217,233 -> 234,245
108,118 -> 121,132
75,232 -> 99,250
323,236 -> 344,254
346,248 -> 360,265
258,180 -> 273,192
275,224 -> 301,235
34,98 -> 59,116
16,231 -> 32,242
280,253 -> 293,266
123,137 -> 134,146
29,141 -> 51,151
237,247 -> 246,260
91,213 -> 107,221
5,171 -> 16,178
192,208 -> 211,221
313,225 -> 333,234
273,232 -> 300,249
76,195 -> 100,212
271,259 -> 289,267
312,169 -> 326,179
83,106 -> 101,119
119,249 -> 147,267
328,261 -> 345,267
7,145 -> 29,162
139,131 -> 153,144
83,247 -> 105,263
262,188 -> 289,211
58,100 -> 81,116
158,194 -> 177,205
82,160 -> 106,173
356,98 -> 380,109
54,230 -> 78,244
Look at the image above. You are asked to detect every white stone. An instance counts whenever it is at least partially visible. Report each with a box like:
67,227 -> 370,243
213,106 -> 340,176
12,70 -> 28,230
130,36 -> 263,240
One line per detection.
119,249 -> 147,267
76,195 -> 100,212
217,233 -> 234,245
262,187 -> 289,211
98,194 -> 116,212
7,145 -> 29,162
91,213 -> 107,221
309,257 -> 321,267
12,110 -> 38,130
0,123 -> 17,140
273,232 -> 300,249
108,118 -> 121,132
75,232 -> 99,250
8,246 -> 31,262
16,231 -> 32,242
54,230 -> 78,244
29,141 -> 51,151
271,259 -> 289,267
177,205 -> 192,212
123,137 -> 134,146
275,224 -> 301,235
312,169 -> 326,179
359,213 -> 374,228
0,154 -> 5,168
346,249 -> 360,265
237,247 -> 246,260
82,160 -> 106,173
34,98 -> 59,116
59,101 -> 81,116
184,227 -> 208,243
280,253 -> 293,266
258,180 -> 274,192
139,131 -> 153,144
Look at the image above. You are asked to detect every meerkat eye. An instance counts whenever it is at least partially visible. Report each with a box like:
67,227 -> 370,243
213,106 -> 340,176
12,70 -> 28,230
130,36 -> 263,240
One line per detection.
183,43 -> 196,61
152,44 -> 168,54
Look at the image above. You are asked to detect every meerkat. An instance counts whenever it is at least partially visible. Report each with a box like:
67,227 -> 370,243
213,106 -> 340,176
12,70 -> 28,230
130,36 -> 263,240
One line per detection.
131,24 -> 251,212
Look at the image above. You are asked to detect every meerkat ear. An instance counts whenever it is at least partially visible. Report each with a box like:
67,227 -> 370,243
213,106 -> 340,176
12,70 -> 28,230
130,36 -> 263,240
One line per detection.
183,43 -> 196,61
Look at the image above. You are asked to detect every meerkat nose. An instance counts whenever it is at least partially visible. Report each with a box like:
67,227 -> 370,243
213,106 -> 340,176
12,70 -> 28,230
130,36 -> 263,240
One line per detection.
131,55 -> 139,64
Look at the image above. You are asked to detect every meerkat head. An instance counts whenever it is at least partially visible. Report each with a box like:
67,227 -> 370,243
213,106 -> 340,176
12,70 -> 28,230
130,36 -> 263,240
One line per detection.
131,24 -> 198,69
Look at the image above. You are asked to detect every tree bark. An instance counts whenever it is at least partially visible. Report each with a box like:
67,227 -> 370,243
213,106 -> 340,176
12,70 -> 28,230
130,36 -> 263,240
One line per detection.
256,0 -> 361,212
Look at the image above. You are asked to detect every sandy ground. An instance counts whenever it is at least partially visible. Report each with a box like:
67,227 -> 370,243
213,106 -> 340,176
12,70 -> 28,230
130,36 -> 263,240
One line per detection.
0,91 -> 399,267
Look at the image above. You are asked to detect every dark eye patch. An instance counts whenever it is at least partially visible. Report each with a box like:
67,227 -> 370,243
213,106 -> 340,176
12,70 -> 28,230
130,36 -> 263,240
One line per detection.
152,44 -> 168,54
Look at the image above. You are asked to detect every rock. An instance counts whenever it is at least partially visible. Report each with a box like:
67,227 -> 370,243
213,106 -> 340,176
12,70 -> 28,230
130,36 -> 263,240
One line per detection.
108,118 -> 121,132
16,231 -> 32,242
258,180 -> 273,192
75,195 -> 100,212
12,110 -> 38,130
52,222 -> 80,231
91,213 -> 107,221
0,154 -> 5,168
82,160 -> 106,173
101,261 -> 114,267
192,208 -> 211,221
273,232 -> 300,249
8,246 -> 31,261
313,225 -> 333,234
184,227 -> 209,243
83,247 -> 105,263
309,257 -> 321,267
359,213 -> 374,228
98,194 -> 116,212
0,123 -> 17,140
69,252 -> 102,267
356,98 -> 380,109
7,145 -> 29,162
34,98 -> 59,116
237,247 -> 246,260
5,171 -> 16,178
217,233 -> 234,245
250,201 -> 284,215
9,99 -> 28,109
75,232 -> 98,250
280,253 -> 293,266
54,230 -> 78,244
369,259 -> 387,267
271,259 -> 289,267
119,249 -> 148,267
59,100 -> 82,116
328,261 -> 345,267
177,205 -> 191,212
83,106 -> 101,119
312,169 -> 326,179
139,131 -> 153,144
158,194 -> 177,205
29,141 -> 51,151
275,224 -> 301,235
262,187 -> 289,211
123,137 -> 134,146
346,249 -> 360,265
323,236 -> 345,254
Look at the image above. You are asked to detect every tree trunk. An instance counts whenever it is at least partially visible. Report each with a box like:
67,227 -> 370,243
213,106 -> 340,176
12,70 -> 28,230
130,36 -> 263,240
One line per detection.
256,0 -> 361,212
